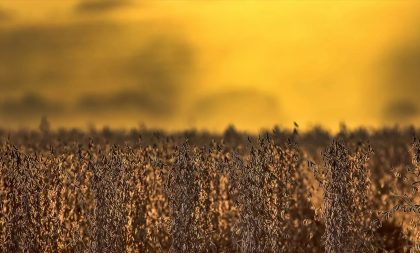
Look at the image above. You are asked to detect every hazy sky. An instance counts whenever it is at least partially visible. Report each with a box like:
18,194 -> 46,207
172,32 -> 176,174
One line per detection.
0,0 -> 419,132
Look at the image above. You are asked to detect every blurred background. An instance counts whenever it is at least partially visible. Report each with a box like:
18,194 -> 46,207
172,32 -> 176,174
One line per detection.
0,0 -> 419,132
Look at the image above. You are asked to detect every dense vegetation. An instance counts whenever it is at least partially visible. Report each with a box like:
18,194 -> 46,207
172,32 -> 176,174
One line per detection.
0,125 -> 419,252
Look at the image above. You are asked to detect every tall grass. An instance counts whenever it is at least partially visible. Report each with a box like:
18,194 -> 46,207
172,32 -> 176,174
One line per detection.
0,127 -> 419,252
318,139 -> 374,252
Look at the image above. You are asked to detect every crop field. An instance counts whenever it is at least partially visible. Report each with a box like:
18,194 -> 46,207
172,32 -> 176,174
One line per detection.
1,126 -> 419,252
2,1 -> 420,252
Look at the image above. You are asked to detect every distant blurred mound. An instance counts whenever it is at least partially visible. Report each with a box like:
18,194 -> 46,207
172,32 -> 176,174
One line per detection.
75,0 -> 131,13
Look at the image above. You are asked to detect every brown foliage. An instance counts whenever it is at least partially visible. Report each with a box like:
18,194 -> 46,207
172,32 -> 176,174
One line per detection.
0,127 -> 419,252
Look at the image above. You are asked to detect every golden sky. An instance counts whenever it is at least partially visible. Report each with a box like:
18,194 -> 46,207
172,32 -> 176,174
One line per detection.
0,0 -> 419,132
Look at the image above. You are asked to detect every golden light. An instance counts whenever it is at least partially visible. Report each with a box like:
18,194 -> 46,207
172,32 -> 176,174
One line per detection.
0,0 -> 419,132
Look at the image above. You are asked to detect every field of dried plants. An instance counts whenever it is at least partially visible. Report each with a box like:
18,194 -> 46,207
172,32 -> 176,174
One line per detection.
0,126 -> 419,252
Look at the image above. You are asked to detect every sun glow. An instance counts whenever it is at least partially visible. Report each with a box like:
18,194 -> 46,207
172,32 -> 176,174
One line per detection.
0,1 -> 419,132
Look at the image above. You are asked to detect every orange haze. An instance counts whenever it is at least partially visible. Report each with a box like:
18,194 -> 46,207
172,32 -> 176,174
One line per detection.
0,0 -> 419,132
